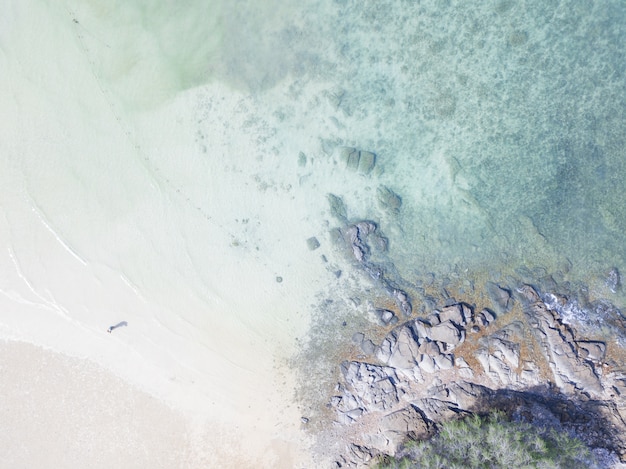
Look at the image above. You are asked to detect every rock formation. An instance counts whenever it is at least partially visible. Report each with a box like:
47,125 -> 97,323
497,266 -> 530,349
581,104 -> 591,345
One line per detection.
315,196 -> 626,467
328,286 -> 626,467
339,147 -> 377,175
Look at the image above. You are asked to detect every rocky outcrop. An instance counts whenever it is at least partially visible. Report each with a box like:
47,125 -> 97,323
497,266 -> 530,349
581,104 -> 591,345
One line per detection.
373,304 -> 471,383
517,285 -> 604,398
329,285 -> 626,467
606,267 -> 621,293
336,220 -> 412,318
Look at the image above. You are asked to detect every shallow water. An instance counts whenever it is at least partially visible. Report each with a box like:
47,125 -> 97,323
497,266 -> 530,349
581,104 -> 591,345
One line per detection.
53,0 -> 626,290
205,0 -> 626,292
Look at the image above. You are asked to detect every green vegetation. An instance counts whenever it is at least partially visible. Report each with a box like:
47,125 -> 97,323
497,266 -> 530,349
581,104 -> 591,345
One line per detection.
376,412 -> 597,469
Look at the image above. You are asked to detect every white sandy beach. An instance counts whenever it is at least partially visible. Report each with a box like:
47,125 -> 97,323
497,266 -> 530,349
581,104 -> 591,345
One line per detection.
0,1 -> 344,467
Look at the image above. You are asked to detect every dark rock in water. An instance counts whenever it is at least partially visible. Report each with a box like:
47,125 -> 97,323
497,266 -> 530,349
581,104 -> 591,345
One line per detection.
297,151 -> 307,167
343,221 -> 377,263
338,147 -> 377,174
358,151 -> 376,174
375,309 -> 397,326
363,263 -> 384,281
393,289 -> 413,317
306,236 -> 320,250
443,297 -> 458,307
537,274 -> 558,293
376,186 -> 402,215
606,267 -> 621,293
346,148 -> 361,171
361,339 -> 376,355
339,147 -> 359,171
486,282 -> 513,314
327,193 -> 347,221
352,332 -> 365,346
328,227 -> 345,247
340,220 -> 415,319
372,234 -> 389,252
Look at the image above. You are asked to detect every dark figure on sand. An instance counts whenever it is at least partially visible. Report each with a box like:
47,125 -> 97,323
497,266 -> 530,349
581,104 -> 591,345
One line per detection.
107,321 -> 128,333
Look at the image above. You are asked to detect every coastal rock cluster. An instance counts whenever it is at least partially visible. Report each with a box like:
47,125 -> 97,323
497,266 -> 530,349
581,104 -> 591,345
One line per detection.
312,207 -> 626,467
330,218 -> 412,318
329,284 -> 626,467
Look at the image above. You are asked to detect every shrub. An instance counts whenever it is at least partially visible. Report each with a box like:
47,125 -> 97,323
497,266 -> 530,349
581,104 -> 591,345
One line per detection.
376,412 -> 598,469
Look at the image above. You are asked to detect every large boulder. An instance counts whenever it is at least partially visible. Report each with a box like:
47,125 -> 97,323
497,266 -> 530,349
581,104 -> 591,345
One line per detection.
487,282 -> 513,314
437,304 -> 472,326
517,285 -> 604,397
427,320 -> 465,349
339,361 -> 400,413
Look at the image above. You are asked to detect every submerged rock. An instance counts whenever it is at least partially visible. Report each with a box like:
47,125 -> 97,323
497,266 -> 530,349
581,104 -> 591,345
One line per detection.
338,147 -> 377,174
486,282 -> 513,314
327,193 -> 347,221
606,267 -> 621,293
374,309 -> 397,326
376,186 -> 402,215
306,236 -> 320,250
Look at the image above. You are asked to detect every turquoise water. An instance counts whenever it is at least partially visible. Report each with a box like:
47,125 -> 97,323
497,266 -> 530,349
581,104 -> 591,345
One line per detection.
48,0 -> 626,311
83,0 -> 626,295
59,0 -> 626,306
321,1 -> 626,281
258,0 -> 626,297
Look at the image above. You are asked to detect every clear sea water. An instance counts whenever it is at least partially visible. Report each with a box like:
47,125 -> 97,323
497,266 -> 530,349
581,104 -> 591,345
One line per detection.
195,0 -> 626,299
62,0 -> 626,313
